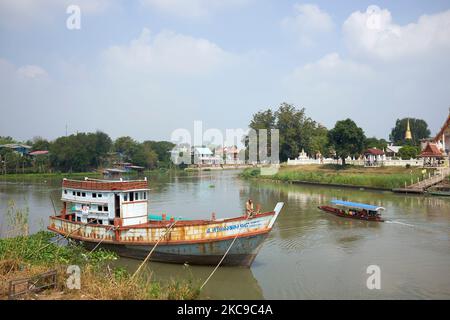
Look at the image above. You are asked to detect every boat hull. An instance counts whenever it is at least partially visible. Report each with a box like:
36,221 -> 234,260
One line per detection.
48,202 -> 284,267
318,206 -> 384,222
428,190 -> 450,197
78,233 -> 268,266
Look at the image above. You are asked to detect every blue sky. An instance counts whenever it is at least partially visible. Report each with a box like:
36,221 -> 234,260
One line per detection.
1,0 -> 449,143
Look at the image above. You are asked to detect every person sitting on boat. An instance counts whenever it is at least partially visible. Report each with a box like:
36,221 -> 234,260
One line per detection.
246,199 -> 254,218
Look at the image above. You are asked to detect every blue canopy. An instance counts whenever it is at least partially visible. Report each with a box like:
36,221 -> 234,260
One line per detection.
331,200 -> 385,211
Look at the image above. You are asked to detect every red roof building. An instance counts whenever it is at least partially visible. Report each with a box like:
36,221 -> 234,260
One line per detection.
29,150 -> 49,156
364,148 -> 385,156
364,148 -> 384,167
419,142 -> 444,167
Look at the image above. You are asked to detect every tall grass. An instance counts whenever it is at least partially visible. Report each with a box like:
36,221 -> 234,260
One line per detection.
241,166 -> 425,189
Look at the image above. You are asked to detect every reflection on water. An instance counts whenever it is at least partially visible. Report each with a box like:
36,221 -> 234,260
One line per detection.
1,170 -> 449,299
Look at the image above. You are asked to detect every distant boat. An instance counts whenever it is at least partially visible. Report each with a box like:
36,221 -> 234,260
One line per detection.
48,178 -> 284,267
318,200 -> 384,222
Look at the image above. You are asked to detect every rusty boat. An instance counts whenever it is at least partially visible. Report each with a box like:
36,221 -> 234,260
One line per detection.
318,200 -> 384,222
48,178 -> 284,267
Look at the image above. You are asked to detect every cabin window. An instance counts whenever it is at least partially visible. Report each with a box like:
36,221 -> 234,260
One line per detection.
98,193 -> 102,198
98,206 -> 103,212
82,192 -> 86,197
64,190 -> 67,194
129,192 -> 134,202
76,191 -> 81,197
143,192 -> 147,200
135,192 -> 139,201
124,194 -> 128,201
72,191 -> 76,196
92,193 -> 97,198
103,205 -> 108,212
98,219 -> 102,225
76,216 -> 81,222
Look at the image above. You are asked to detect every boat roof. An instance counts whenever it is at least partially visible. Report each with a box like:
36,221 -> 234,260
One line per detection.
331,200 -> 385,211
62,177 -> 149,191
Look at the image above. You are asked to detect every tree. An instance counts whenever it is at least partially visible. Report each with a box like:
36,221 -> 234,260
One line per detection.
328,119 -> 366,165
310,124 -> 330,158
49,132 -> 112,172
245,103 -> 330,162
131,143 -> 158,169
365,137 -> 388,150
31,137 -> 50,151
0,136 -> 15,145
275,103 -> 325,162
114,136 -> 138,161
142,140 -> 175,167
248,108 -> 277,161
389,118 -> 430,146
398,145 -> 420,160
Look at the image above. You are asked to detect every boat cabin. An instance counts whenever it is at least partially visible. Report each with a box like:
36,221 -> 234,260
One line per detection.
60,177 -> 149,227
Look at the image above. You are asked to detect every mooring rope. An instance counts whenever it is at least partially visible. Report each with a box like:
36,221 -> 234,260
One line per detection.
131,220 -> 178,280
28,219 -> 98,258
88,225 -> 118,254
199,218 -> 247,291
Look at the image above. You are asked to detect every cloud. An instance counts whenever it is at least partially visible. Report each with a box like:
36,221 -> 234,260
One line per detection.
16,65 -> 49,79
285,49 -> 450,138
343,5 -> 450,60
0,0 -> 110,28
0,59 -> 49,81
140,0 -> 250,18
102,28 -> 235,75
281,3 -> 334,46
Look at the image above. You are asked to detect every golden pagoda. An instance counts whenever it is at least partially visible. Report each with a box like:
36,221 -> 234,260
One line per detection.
405,119 -> 412,140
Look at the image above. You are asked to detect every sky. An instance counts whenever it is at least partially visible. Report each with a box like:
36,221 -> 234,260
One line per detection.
0,0 -> 449,144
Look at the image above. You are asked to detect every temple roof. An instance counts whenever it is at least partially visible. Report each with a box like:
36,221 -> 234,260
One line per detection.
419,142 -> 444,158
434,113 -> 450,142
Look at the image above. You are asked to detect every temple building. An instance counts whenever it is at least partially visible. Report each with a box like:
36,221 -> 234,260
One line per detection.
419,109 -> 450,167
433,109 -> 450,157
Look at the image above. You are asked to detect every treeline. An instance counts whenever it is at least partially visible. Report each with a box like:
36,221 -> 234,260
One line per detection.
246,103 -> 430,163
0,133 -> 175,174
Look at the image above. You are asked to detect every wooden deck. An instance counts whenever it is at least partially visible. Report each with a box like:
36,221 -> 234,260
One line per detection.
393,167 -> 450,194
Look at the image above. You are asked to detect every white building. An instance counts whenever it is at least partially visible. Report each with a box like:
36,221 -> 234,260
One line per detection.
192,147 -> 220,165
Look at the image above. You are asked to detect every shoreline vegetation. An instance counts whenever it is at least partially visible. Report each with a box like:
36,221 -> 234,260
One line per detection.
0,202 -> 200,300
241,164 -> 432,190
0,168 -> 187,182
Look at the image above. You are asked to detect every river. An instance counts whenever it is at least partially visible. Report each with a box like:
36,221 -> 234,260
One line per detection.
1,170 -> 449,299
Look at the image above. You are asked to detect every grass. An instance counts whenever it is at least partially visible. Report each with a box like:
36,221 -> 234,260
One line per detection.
241,164 -> 434,190
0,202 -> 200,300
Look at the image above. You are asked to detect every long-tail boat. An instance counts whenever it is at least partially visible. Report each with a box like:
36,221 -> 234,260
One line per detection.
427,186 -> 450,197
318,200 -> 384,222
48,178 -> 284,267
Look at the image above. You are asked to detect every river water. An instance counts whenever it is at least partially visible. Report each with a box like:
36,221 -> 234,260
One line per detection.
1,170 -> 449,299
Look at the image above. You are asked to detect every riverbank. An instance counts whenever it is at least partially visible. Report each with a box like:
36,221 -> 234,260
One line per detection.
0,168 -> 185,183
241,164 -> 433,190
0,231 -> 199,300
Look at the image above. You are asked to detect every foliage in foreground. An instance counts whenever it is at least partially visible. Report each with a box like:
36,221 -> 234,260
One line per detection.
0,231 -> 199,300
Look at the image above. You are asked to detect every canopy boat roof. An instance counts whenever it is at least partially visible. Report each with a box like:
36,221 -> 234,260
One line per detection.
331,200 -> 385,211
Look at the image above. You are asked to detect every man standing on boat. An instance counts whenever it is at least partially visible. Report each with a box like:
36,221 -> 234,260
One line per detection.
246,199 -> 254,217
